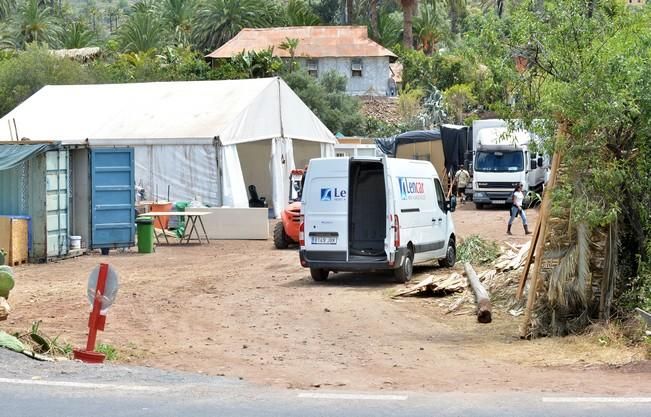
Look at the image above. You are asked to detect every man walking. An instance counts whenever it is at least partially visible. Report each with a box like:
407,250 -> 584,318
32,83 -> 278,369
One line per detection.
454,165 -> 470,203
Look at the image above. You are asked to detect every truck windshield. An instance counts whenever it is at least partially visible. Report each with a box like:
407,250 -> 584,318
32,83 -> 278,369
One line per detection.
474,151 -> 524,172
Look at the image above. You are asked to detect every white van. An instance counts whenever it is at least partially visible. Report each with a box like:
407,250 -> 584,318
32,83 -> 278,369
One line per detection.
299,156 -> 457,282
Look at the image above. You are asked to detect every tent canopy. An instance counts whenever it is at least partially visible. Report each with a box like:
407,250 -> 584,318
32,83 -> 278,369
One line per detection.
0,77 -> 336,146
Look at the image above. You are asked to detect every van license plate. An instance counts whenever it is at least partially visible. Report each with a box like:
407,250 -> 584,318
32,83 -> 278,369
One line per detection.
492,200 -> 506,204
312,236 -> 337,245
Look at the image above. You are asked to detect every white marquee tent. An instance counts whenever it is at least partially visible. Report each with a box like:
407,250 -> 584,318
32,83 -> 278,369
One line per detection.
0,78 -> 336,216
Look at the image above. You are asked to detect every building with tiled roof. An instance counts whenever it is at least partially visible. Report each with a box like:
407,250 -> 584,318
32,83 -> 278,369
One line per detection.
207,26 -> 398,96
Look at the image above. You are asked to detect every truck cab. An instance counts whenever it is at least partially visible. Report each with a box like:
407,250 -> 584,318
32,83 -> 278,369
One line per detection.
471,120 -> 548,208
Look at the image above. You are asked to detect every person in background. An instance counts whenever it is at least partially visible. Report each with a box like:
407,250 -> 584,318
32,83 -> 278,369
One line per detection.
508,183 -> 532,235
388,74 -> 397,97
454,165 -> 470,203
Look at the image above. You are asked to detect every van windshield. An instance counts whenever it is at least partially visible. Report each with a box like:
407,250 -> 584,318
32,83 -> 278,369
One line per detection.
475,151 -> 524,172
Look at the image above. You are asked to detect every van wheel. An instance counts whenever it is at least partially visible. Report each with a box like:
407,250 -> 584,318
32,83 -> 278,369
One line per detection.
310,268 -> 329,281
475,203 -> 484,210
273,222 -> 290,249
439,240 -> 456,268
394,250 -> 413,283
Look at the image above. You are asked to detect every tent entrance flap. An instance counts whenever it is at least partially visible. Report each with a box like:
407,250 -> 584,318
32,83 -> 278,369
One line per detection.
271,138 -> 295,218
220,144 -> 248,207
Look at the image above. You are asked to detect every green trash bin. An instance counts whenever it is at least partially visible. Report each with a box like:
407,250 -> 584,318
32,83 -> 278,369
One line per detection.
136,217 -> 154,254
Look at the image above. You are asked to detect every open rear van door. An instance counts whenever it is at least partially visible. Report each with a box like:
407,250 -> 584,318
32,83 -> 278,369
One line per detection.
303,158 -> 349,261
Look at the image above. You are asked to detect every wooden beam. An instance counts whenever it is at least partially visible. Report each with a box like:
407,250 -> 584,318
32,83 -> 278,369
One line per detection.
516,209 -> 542,299
463,262 -> 492,323
520,152 -> 562,338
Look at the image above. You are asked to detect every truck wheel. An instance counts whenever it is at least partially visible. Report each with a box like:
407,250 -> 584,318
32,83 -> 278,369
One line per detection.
273,222 -> 290,249
439,240 -> 456,268
394,249 -> 413,283
475,203 -> 484,210
310,268 -> 329,281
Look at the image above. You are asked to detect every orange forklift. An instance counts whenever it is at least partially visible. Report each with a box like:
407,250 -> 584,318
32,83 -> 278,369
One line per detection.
273,168 -> 306,249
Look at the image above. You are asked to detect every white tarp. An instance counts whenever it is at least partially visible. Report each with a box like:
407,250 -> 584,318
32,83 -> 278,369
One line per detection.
0,77 -> 336,209
321,143 -> 336,158
134,144 -> 220,205
270,138 -> 296,218
220,145 -> 248,207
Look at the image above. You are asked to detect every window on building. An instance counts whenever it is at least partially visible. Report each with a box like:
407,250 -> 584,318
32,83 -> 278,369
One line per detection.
307,59 -> 318,77
351,59 -> 363,77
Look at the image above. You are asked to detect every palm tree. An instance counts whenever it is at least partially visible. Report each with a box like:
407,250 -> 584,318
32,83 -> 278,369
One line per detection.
414,2 -> 447,54
57,21 -> 95,48
0,0 -> 16,20
17,0 -> 57,45
346,0 -> 353,24
375,9 -> 402,48
447,0 -> 466,34
397,0 -> 417,49
159,0 -> 196,45
285,0 -> 320,26
191,0 -> 270,53
279,36 -> 299,71
118,11 -> 162,52
369,0 -> 378,38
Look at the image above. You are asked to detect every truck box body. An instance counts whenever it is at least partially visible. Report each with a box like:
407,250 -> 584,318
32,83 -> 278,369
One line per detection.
300,157 -> 456,282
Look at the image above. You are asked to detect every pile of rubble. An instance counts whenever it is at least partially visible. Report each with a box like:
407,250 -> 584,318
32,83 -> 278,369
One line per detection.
394,241 -> 531,318
359,96 -> 401,125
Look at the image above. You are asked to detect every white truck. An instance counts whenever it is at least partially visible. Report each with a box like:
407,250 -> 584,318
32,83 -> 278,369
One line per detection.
471,119 -> 548,208
299,156 -> 457,283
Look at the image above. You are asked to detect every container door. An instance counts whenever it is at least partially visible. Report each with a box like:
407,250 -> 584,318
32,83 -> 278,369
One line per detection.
46,150 -> 69,258
91,148 -> 135,249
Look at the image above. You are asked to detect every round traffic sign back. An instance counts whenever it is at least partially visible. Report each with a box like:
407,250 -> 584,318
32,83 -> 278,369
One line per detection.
86,264 -> 119,311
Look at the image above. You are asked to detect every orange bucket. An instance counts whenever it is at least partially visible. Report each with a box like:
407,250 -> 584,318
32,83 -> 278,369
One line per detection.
151,202 -> 173,229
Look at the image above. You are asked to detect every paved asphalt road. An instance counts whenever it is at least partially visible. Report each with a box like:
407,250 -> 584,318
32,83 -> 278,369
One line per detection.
1,349 -> 649,417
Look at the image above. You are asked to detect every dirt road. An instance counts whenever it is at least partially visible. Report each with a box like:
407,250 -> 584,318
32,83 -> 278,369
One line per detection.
4,206 -> 649,394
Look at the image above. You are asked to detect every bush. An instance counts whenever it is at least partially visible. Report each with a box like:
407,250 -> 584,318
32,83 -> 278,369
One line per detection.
0,45 -> 94,117
457,235 -> 500,265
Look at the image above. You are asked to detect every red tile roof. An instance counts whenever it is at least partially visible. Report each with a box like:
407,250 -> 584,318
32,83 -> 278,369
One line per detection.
206,26 -> 397,60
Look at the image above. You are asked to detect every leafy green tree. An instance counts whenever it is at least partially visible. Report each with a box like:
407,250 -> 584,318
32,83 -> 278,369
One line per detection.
191,0 -> 278,53
118,10 -> 163,52
283,69 -> 365,136
57,21 -> 95,48
473,0 -> 651,319
0,44 -> 93,116
443,83 -> 475,123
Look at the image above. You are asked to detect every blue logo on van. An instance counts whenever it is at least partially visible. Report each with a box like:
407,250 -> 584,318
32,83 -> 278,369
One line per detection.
398,177 -> 426,200
321,187 -> 347,201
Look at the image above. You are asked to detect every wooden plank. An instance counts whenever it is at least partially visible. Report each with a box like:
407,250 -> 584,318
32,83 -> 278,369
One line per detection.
520,152 -> 562,338
516,217 -> 542,299
0,218 -> 28,266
